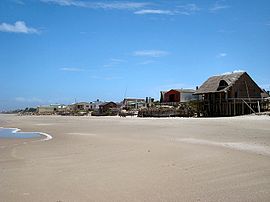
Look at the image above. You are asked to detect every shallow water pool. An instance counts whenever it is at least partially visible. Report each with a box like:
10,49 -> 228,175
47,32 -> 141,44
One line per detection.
0,128 -> 41,138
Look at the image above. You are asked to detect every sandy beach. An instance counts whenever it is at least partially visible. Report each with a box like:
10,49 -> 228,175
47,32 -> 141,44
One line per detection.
0,114 -> 270,202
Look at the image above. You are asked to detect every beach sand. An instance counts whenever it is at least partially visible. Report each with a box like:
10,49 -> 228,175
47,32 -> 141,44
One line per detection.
0,114 -> 270,201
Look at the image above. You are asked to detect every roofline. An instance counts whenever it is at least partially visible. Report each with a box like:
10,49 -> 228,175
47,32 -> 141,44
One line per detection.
161,89 -> 196,93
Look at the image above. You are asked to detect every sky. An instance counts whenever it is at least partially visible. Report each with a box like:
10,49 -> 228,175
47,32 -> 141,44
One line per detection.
0,0 -> 270,110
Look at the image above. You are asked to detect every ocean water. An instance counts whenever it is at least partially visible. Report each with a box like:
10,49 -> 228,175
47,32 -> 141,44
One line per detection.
0,128 -> 41,138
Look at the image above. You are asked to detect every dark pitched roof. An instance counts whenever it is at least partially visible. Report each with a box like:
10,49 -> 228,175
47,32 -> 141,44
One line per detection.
99,102 -> 116,107
194,72 -> 245,94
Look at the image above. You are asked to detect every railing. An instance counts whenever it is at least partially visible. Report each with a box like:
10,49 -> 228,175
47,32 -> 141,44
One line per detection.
196,97 -> 269,117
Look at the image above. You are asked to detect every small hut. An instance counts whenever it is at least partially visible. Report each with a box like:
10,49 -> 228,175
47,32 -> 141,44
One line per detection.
123,98 -> 145,109
160,89 -> 197,105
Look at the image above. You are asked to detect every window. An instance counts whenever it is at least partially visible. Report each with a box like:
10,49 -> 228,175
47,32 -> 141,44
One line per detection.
217,80 -> 228,91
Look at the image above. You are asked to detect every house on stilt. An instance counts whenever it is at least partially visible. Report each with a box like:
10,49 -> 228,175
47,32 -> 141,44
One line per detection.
194,71 -> 269,116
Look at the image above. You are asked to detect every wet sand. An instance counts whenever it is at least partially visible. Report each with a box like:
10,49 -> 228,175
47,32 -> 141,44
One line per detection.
0,114 -> 270,201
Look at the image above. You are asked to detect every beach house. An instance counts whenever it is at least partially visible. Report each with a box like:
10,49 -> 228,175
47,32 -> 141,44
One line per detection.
69,102 -> 91,111
89,99 -> 103,111
122,98 -> 145,109
37,104 -> 66,115
99,102 -> 118,113
194,71 -> 267,116
160,89 -> 198,105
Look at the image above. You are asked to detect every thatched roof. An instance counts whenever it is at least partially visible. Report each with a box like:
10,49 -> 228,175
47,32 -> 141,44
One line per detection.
194,72 -> 245,94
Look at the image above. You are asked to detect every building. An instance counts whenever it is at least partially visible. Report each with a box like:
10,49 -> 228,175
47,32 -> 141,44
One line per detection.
194,71 -> 266,116
37,106 -> 56,115
160,89 -> 197,104
70,102 -> 91,111
89,99 -> 104,111
99,102 -> 117,113
122,98 -> 145,109
37,104 -> 66,115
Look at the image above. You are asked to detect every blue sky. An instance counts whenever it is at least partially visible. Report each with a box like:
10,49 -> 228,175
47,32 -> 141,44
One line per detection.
0,0 -> 270,110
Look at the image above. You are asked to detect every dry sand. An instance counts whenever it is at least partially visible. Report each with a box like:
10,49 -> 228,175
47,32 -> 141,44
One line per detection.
0,114 -> 270,202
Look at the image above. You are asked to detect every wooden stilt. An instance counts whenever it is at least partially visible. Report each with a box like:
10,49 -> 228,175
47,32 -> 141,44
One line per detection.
234,99 -> 236,116
257,101 -> 260,113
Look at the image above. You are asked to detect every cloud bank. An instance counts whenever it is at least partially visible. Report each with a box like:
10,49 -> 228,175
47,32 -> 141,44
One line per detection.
134,9 -> 174,15
41,0 -> 149,10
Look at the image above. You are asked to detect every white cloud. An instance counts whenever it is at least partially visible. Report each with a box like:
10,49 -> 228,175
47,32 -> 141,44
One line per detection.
209,1 -> 230,12
12,0 -> 25,4
103,58 -> 126,68
135,4 -> 201,16
42,1 -> 202,16
60,67 -> 84,72
15,97 -> 43,103
139,60 -> 155,65
0,21 -> 39,34
110,58 -> 126,63
93,2 -> 149,10
90,75 -> 122,80
41,0 -> 149,10
134,9 -> 174,15
217,53 -> 227,58
179,3 -> 201,11
133,50 -> 169,57
221,70 -> 245,75
41,0 -> 81,6
177,3 -> 201,15
233,70 -> 245,73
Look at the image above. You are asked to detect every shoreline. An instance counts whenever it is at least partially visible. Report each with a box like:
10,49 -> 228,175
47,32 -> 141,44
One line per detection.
0,126 -> 53,141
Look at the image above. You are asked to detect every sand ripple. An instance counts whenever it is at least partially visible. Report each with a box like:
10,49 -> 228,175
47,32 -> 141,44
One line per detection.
66,132 -> 96,136
178,138 -> 270,156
